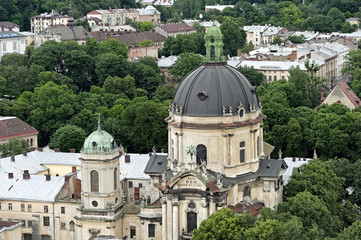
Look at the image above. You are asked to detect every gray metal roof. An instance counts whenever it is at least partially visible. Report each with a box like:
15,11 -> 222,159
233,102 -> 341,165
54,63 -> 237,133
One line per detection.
0,172 -> 65,202
0,31 -> 25,39
144,154 -> 168,174
172,62 -> 260,117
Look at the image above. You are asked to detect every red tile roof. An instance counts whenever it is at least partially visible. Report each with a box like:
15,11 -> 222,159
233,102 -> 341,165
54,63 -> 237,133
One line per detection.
92,30 -> 166,46
0,117 -> 38,140
0,221 -> 20,228
336,81 -> 360,107
160,23 -> 196,33
227,201 -> 264,217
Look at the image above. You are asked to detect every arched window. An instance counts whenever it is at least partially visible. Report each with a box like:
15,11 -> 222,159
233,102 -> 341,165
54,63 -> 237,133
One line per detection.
187,212 -> 197,233
196,144 -> 207,166
210,45 -> 215,60
30,138 -> 33,147
257,136 -> 260,157
69,221 -> 75,231
244,186 -> 251,198
114,168 -> 117,190
90,170 -> 99,193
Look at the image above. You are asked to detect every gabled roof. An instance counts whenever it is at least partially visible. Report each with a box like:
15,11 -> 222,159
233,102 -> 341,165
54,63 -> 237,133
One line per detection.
0,21 -> 19,29
92,31 -> 166,46
0,221 -> 22,232
0,151 -> 81,175
119,154 -> 153,181
0,117 -> 38,140
322,81 -> 360,108
43,25 -> 92,41
160,23 -> 196,33
0,172 -> 65,202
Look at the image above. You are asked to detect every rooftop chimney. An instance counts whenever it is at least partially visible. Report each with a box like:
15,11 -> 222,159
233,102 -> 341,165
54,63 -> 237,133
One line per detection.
23,170 -> 30,180
46,174 -> 51,181
30,147 -> 35,151
161,149 -> 164,153
149,152 -> 152,157
23,151 -> 27,156
72,166 -> 77,173
11,155 -> 15,162
38,148 -> 43,152
55,148 -> 60,152
70,149 -> 75,153
125,154 -> 130,163
8,173 -> 13,179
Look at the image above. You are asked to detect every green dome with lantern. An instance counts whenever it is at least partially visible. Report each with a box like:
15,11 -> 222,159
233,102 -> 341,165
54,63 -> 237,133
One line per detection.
204,24 -> 226,62
82,116 -> 118,154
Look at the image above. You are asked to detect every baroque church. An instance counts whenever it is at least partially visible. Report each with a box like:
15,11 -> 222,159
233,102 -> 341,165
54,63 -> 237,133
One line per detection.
70,25 -> 286,240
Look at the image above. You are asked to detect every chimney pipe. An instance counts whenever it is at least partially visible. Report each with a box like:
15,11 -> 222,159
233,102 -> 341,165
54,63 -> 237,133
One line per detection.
125,154 -> 130,163
11,155 -> 15,162
30,147 -> 35,151
23,151 -> 27,156
8,173 -> 13,179
70,149 -> 75,153
72,166 -> 77,173
161,149 -> 164,153
38,148 -> 43,152
55,148 -> 60,152
23,170 -> 30,180
149,152 -> 152,157
46,174 -> 51,181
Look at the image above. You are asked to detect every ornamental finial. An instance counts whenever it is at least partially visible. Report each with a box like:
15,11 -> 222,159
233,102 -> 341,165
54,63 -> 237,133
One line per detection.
97,113 -> 101,131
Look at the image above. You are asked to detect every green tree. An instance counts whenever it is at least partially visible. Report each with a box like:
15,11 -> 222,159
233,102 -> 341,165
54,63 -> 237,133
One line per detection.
49,125 -> 86,152
284,159 -> 344,214
95,53 -> 128,85
0,53 -> 25,66
120,100 -> 168,153
220,16 -> 246,57
287,35 -> 305,44
136,39 -> 152,47
278,191 -> 341,239
238,66 -> 265,87
131,62 -> 161,94
272,36 -> 285,45
29,82 -> 76,146
0,139 -> 30,158
337,220 -> 361,240
192,208 -> 255,240
99,38 -> 128,58
139,21 -> 154,31
169,52 -> 203,81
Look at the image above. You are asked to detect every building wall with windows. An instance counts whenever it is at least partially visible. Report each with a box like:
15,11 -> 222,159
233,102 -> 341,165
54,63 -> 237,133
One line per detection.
0,32 -> 27,61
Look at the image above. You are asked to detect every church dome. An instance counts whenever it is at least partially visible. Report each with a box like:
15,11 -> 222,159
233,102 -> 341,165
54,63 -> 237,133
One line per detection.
172,62 -> 260,117
171,25 -> 260,117
82,118 -> 118,154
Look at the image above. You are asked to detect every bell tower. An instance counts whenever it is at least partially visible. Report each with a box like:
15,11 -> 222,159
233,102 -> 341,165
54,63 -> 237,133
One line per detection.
76,116 -> 123,239
204,24 -> 226,62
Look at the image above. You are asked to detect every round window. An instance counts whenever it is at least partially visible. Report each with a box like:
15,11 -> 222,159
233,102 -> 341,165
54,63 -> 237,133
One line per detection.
210,38 -> 214,43
92,201 -> 98,207
188,202 -> 196,209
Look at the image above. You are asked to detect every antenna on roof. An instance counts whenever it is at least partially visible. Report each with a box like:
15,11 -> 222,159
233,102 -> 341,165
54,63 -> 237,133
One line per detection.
97,113 -> 101,131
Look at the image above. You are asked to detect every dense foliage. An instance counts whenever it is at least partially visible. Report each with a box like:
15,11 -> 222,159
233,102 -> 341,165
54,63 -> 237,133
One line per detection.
0,40 -> 170,152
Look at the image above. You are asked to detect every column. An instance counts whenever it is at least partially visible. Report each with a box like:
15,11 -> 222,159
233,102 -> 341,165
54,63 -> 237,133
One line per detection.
162,198 -> 167,240
172,201 -> 179,240
260,125 -> 265,157
175,133 -> 179,161
209,199 -> 215,215
229,134 -> 234,165
201,200 -> 208,220
223,135 -> 228,166
179,133 -> 183,164
168,128 -> 171,156
76,224 -> 83,240
167,199 -> 173,240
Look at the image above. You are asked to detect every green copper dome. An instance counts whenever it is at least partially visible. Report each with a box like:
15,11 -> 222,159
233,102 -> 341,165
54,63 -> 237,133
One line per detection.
82,117 -> 118,154
204,24 -> 226,62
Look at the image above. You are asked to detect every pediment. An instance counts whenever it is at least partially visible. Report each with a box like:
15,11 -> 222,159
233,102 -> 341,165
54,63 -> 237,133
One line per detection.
169,172 -> 207,191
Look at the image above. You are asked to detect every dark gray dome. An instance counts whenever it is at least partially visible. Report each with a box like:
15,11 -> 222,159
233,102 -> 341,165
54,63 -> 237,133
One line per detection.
172,62 -> 260,117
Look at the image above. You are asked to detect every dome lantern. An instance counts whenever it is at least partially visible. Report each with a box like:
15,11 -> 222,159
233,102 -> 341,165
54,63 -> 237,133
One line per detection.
205,24 -> 226,62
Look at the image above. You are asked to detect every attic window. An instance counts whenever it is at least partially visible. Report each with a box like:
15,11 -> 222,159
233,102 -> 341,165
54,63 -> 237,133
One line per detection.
210,38 -> 214,43
157,161 -> 162,165
197,92 -> 208,101
92,141 -> 97,147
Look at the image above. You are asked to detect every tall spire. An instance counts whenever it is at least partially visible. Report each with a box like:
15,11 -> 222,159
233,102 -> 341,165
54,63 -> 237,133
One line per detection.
204,24 -> 225,62
97,113 -> 101,131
